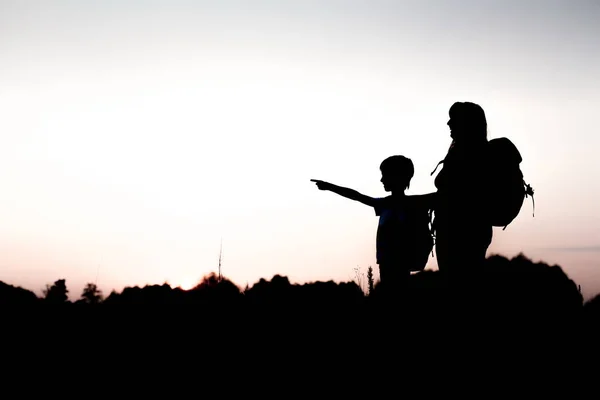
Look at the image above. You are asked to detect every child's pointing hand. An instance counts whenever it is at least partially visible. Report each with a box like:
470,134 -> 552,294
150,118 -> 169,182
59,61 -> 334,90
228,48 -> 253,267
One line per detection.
311,179 -> 332,191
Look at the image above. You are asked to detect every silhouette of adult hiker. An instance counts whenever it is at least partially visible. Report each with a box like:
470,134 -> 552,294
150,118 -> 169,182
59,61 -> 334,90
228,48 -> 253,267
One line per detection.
311,155 -> 433,301
426,101 -> 494,283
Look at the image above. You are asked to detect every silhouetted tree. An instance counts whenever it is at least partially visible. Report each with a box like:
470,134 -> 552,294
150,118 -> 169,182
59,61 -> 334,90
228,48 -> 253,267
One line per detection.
81,283 -> 103,304
367,266 -> 374,296
43,279 -> 69,304
187,272 -> 243,308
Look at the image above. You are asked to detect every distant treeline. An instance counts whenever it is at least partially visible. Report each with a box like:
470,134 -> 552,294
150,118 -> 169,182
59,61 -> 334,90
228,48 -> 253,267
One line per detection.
3,253 -> 600,370
1,253 -> 598,317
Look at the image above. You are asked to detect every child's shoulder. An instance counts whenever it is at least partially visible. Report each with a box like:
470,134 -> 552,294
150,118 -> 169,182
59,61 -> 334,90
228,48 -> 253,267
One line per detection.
372,195 -> 397,210
404,195 -> 433,212
376,194 -> 430,211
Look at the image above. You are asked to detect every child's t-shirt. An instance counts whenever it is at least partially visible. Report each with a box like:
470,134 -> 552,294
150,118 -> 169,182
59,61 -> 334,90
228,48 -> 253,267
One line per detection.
373,195 -> 432,270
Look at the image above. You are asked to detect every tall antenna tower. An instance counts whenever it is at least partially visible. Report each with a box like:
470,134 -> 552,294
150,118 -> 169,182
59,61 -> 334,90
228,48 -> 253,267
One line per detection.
218,238 -> 223,282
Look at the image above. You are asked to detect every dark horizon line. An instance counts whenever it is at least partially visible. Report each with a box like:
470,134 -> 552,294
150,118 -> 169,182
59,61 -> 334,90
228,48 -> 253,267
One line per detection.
539,246 -> 600,253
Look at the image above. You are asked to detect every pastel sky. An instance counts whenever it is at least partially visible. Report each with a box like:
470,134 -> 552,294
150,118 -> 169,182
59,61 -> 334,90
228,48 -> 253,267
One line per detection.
1,0 -> 599,300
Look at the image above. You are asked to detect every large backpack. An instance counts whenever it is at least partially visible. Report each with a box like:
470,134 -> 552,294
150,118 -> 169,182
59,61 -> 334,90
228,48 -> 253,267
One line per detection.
485,137 -> 535,229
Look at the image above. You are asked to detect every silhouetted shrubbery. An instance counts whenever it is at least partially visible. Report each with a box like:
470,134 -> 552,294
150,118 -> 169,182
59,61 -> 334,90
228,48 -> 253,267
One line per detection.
1,254 -> 597,341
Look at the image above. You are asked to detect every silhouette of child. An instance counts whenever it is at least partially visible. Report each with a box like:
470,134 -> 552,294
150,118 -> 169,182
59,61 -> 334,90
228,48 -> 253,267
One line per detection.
311,155 -> 432,294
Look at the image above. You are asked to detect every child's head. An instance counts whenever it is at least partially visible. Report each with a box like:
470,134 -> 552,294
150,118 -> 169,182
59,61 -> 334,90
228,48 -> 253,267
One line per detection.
379,155 -> 414,192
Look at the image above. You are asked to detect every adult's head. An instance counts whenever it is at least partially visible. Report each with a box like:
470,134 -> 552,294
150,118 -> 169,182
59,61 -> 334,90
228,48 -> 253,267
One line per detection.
447,102 -> 488,144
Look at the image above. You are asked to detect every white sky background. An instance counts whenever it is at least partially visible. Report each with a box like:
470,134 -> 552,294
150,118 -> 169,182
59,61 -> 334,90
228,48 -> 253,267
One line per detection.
0,0 -> 599,299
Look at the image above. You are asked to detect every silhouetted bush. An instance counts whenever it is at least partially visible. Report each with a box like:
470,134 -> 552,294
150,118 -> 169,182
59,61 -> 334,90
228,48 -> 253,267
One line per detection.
0,281 -> 39,305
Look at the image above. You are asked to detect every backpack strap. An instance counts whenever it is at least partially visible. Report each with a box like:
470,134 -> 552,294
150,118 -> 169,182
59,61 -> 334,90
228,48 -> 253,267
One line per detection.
502,181 -> 535,231
430,160 -> 444,176
428,207 -> 436,258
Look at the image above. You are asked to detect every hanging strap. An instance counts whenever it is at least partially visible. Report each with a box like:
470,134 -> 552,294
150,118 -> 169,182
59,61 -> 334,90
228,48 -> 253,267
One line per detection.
430,160 -> 444,176
525,182 -> 535,217
502,181 -> 535,231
